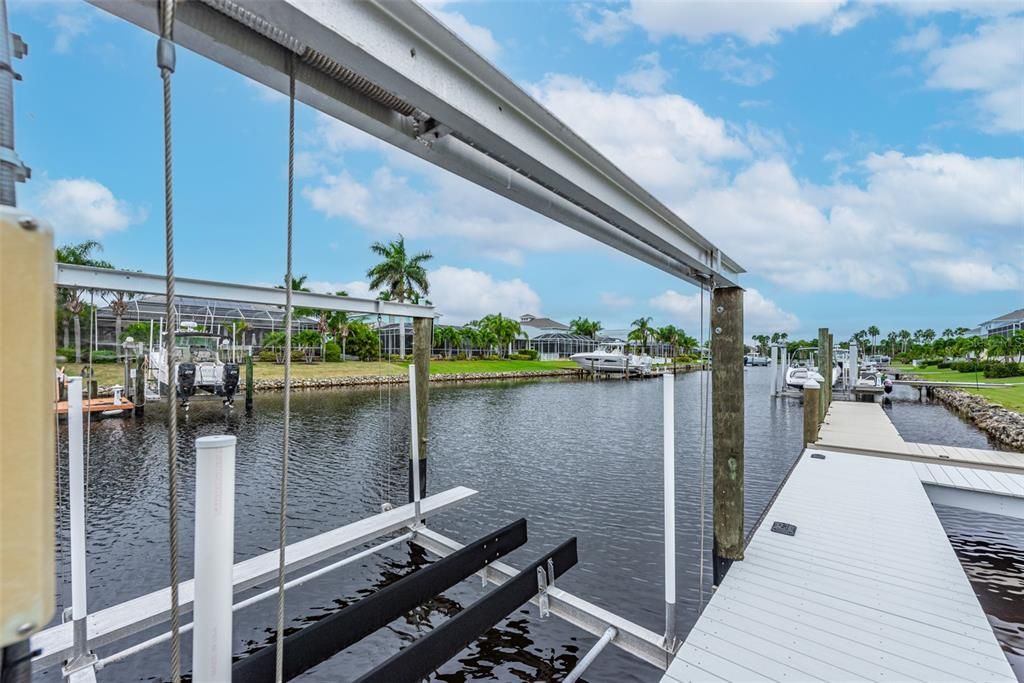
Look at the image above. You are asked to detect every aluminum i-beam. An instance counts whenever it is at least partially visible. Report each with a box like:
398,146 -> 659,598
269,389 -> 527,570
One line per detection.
55,263 -> 430,318
86,0 -> 743,289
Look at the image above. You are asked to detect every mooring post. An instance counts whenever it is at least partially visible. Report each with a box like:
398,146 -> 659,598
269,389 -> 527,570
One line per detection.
244,353 -> 254,413
803,378 -> 820,446
192,435 -> 237,683
410,316 -> 431,502
133,354 -> 145,416
827,333 -> 834,407
711,286 -> 744,587
817,327 -> 829,425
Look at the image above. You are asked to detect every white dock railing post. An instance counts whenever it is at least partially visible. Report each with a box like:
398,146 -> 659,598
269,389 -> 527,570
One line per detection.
408,364 -> 422,526
662,373 -> 676,650
64,376 -> 97,675
769,345 -> 779,397
849,341 -> 859,390
192,435 -> 237,683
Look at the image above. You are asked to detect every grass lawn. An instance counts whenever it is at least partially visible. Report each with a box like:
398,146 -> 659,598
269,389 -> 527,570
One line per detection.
60,358 -> 577,386
895,363 -> 1024,413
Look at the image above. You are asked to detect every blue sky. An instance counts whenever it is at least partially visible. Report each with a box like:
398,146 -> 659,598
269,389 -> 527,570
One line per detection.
11,0 -> 1024,341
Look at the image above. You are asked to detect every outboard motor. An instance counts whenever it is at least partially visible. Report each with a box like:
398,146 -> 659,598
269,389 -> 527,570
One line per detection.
221,363 -> 240,404
177,362 -> 196,400
883,378 -> 893,394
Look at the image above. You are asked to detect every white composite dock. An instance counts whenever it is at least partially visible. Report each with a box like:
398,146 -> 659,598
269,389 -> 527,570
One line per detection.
662,401 -> 1020,682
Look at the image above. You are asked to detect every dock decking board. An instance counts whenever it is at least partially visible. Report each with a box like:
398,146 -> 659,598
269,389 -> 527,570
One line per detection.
662,449 -> 1015,682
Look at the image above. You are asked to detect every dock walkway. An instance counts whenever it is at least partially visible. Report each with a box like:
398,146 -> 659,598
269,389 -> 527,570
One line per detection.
662,400 -> 1018,682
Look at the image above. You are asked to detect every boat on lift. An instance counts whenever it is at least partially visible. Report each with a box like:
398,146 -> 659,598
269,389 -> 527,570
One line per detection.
570,343 -> 653,375
784,346 -> 839,389
148,321 -> 240,409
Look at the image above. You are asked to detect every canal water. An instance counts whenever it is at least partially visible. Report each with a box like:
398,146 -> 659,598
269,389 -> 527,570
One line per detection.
45,370 -> 1022,681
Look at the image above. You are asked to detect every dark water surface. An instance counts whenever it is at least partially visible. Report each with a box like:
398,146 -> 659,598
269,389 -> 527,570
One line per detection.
46,370 -> 1021,681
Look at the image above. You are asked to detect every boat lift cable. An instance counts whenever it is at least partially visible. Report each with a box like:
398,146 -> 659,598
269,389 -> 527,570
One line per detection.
155,0 -> 183,678
274,53 -> 297,683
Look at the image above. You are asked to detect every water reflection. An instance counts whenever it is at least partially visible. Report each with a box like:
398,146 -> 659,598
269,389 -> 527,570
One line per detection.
45,368 -> 1019,681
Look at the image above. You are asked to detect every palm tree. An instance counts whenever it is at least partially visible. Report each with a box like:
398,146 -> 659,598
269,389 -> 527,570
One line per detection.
867,325 -> 879,353
898,329 -> 912,353
657,325 -> 684,357
629,316 -> 653,354
433,326 -> 461,358
458,326 -> 480,357
104,290 -> 136,359
570,317 -> 602,339
55,240 -> 113,362
941,328 -> 954,339
986,335 -> 1009,362
366,235 -> 432,358
1011,330 -> 1024,362
478,314 -> 523,357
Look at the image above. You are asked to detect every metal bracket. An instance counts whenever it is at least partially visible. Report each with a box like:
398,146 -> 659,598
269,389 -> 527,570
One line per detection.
62,651 -> 98,676
12,34 -> 28,59
810,453 -> 826,460
536,566 -> 550,619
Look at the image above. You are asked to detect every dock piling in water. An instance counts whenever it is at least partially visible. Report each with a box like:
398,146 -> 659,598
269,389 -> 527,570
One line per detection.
711,285 -> 744,586
803,378 -> 820,446
411,317 -> 431,502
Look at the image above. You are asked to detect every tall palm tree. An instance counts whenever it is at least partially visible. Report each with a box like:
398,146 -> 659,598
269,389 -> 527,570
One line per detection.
366,235 -> 432,358
433,326 -> 461,358
478,314 -> 523,358
629,316 -> 653,354
986,335 -> 1009,361
1011,330 -> 1024,362
898,329 -> 912,353
657,325 -> 683,357
105,290 -> 136,359
941,328 -> 954,339
867,325 -> 879,353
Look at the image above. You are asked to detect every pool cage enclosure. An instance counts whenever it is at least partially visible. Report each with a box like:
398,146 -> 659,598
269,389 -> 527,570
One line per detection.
7,0 -> 749,681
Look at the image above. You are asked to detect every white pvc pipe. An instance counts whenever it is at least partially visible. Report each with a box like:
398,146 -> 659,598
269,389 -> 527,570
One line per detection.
850,342 -> 859,388
662,373 -> 676,646
769,345 -> 779,397
192,435 -> 237,683
564,626 -> 617,683
67,376 -> 87,621
408,364 -> 422,524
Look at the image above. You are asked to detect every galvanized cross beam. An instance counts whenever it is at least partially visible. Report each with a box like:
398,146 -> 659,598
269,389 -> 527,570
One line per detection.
55,263 -> 430,318
86,0 -> 742,288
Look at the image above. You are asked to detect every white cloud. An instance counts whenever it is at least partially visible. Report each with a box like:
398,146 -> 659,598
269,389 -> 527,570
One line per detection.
428,266 -> 540,323
911,259 -> 1021,292
649,287 -> 799,334
701,42 -> 775,86
895,24 -> 942,52
625,0 -> 847,44
532,74 -> 749,196
572,3 -> 634,44
50,11 -> 91,54
418,0 -> 501,60
599,291 -> 634,308
918,17 -> 1024,133
35,178 -> 146,237
616,52 -> 671,94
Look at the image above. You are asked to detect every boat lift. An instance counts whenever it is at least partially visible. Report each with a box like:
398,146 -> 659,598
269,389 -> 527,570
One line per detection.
1,0 -> 748,680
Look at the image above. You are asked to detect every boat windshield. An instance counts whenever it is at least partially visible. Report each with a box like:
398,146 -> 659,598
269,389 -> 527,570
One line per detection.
173,335 -> 222,363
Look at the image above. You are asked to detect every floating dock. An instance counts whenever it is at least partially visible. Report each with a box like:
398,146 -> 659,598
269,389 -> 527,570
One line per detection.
662,400 -> 1022,682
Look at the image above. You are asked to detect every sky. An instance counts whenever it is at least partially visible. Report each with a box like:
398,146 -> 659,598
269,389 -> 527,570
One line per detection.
10,0 -> 1024,342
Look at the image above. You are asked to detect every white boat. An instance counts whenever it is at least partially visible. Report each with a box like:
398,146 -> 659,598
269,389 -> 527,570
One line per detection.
149,322 -> 240,409
784,347 -> 839,389
570,344 -> 653,374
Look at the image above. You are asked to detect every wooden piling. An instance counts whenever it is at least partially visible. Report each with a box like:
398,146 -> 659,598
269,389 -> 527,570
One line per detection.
817,328 -> 829,424
711,286 -> 744,586
244,354 -> 254,412
410,316 -> 431,502
827,333 -> 834,407
134,355 -> 145,416
803,380 -> 820,446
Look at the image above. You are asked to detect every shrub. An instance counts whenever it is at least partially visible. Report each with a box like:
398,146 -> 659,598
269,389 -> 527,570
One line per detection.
455,352 -> 468,361
324,341 -> 341,362
937,361 -> 952,369
120,321 -> 154,342
516,348 -> 539,360
262,331 -> 286,348
508,353 -> 534,361
257,350 -> 277,362
56,347 -> 75,361
952,360 -> 983,373
343,321 -> 379,361
88,349 -> 118,364
388,354 -> 404,363
294,329 -> 321,348
984,362 -> 1021,379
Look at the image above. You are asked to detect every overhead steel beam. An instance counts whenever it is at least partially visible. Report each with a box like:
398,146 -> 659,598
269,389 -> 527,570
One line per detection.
86,0 -> 742,288
55,264 -> 431,318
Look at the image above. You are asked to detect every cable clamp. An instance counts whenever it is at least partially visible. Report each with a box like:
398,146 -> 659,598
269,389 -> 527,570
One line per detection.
157,37 -> 176,73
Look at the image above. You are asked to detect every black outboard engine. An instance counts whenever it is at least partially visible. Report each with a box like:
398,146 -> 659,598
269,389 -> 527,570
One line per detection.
222,363 -> 240,404
177,362 -> 197,402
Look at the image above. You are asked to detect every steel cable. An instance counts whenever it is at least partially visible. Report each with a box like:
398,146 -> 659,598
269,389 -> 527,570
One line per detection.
155,0 -> 182,679
274,54 -> 296,683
